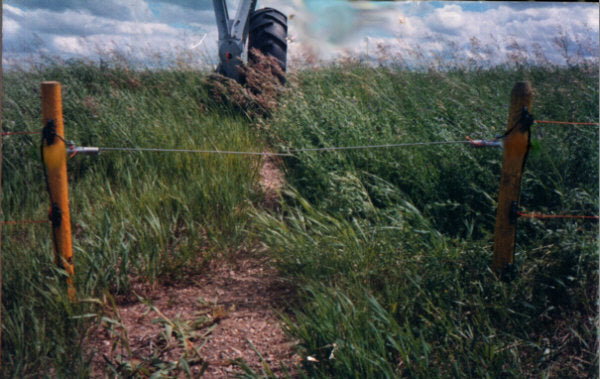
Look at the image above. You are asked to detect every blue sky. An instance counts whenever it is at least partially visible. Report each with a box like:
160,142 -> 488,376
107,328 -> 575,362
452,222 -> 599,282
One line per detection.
3,1 -> 599,69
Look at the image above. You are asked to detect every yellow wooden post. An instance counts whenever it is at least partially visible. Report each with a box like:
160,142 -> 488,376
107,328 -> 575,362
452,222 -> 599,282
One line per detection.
492,81 -> 533,275
41,81 -> 76,299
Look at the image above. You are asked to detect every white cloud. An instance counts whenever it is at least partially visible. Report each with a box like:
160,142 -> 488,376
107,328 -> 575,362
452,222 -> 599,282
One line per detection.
322,2 -> 599,68
425,5 -> 465,35
113,21 -> 175,36
150,0 -> 213,12
5,0 -> 153,21
149,2 -> 214,27
2,1 -> 598,69
4,3 -> 25,18
52,36 -> 89,55
3,1 -> 208,67
3,18 -> 21,36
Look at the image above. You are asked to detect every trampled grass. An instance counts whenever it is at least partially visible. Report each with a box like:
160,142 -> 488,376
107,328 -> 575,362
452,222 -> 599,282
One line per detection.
1,58 -> 598,377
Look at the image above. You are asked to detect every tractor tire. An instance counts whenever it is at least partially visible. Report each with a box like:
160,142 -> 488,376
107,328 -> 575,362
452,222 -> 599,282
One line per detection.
248,7 -> 287,82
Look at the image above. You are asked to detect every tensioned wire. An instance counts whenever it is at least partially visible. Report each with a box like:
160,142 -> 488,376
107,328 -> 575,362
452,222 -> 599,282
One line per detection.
4,133 -> 598,224
0,139 -> 483,225
89,117 -> 598,156
98,140 -> 476,156
3,117 -> 596,156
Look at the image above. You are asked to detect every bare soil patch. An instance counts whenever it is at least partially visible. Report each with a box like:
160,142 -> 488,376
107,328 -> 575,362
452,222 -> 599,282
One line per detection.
89,255 -> 297,378
87,156 -> 296,377
260,154 -> 284,211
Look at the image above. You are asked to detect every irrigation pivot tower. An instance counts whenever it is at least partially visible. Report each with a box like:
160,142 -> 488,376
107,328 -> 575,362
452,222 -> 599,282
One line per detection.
212,0 -> 287,82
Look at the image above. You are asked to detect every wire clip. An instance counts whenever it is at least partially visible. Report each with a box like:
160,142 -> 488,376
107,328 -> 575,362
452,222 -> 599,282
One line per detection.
66,146 -> 100,157
466,136 -> 503,148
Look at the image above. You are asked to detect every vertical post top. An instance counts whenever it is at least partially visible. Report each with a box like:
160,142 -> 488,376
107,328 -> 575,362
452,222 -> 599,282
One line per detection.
41,82 -> 62,99
511,81 -> 532,99
41,80 -> 64,144
508,81 -> 533,130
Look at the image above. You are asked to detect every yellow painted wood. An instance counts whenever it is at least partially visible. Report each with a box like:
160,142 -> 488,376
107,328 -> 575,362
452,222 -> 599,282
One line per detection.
492,81 -> 533,274
41,82 -> 76,300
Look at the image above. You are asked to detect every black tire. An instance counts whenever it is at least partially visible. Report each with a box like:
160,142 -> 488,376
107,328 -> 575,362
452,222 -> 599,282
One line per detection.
248,8 -> 287,81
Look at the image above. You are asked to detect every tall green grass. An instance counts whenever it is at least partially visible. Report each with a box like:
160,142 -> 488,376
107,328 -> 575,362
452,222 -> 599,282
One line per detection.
255,64 -> 598,377
1,58 -> 597,377
2,60 -> 265,375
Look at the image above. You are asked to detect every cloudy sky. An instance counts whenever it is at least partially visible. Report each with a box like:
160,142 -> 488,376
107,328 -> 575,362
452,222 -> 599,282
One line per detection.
3,1 -> 599,69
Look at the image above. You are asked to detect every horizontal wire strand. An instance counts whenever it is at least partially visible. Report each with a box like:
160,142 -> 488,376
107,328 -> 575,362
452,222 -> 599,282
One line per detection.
5,135 -> 599,222
1,219 -> 49,225
517,211 -> 598,220
98,140 -> 475,156
2,131 -> 42,136
534,120 -> 599,126
99,146 -> 293,156
290,140 -> 473,152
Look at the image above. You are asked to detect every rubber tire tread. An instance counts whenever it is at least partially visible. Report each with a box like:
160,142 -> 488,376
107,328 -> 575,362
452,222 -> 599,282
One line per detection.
248,8 -> 287,72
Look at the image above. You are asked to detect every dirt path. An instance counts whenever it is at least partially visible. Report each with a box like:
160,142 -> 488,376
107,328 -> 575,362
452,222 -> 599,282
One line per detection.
90,256 -> 297,377
88,156 -> 297,377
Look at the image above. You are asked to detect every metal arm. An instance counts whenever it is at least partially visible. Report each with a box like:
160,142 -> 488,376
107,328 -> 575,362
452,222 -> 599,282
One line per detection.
213,0 -> 230,42
212,0 -> 257,81
231,0 -> 255,41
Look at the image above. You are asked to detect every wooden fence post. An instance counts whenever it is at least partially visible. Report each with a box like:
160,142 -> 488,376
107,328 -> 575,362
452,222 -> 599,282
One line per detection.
0,0 -> 4,366
492,81 -> 533,276
41,82 -> 76,299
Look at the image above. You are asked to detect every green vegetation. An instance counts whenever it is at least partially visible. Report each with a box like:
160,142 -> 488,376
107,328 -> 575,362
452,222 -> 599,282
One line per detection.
256,64 -> 598,377
1,58 -> 598,377
2,61 -> 265,375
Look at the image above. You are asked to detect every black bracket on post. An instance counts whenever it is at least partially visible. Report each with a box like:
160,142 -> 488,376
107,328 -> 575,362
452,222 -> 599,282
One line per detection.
520,107 -> 534,132
509,201 -> 520,225
42,120 -> 57,146
49,202 -> 62,228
